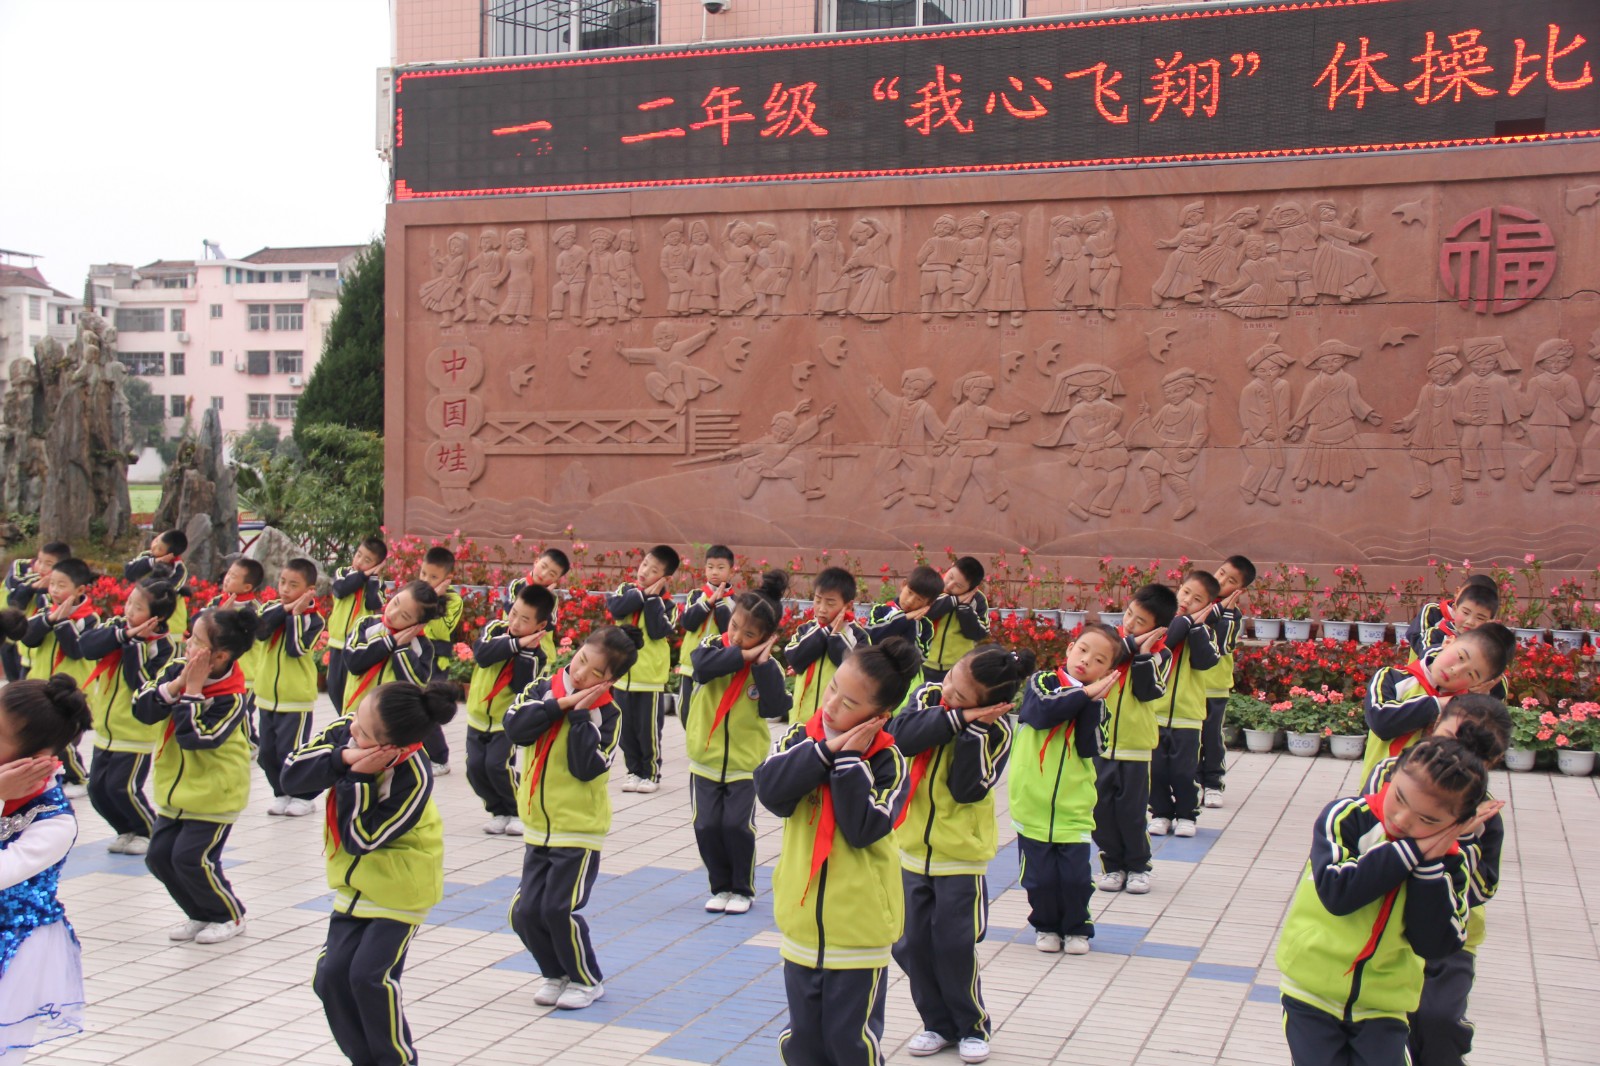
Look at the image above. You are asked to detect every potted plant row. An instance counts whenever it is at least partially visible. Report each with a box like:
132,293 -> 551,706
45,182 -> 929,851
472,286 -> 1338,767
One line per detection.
1226,688 -> 1365,759
1507,699 -> 1600,775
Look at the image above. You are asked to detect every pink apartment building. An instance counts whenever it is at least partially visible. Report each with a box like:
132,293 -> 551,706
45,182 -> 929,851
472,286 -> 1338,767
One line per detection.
88,246 -> 366,438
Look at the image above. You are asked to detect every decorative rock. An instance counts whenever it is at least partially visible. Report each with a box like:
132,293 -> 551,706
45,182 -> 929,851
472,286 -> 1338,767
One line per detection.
153,409 -> 238,581
245,526 -> 302,590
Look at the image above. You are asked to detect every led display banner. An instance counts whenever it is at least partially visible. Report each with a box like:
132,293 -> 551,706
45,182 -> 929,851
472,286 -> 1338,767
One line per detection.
391,0 -> 1600,198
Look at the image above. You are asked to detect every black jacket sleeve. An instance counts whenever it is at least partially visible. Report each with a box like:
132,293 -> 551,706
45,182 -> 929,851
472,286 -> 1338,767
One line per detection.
690,638 -> 746,683
280,718 -> 353,795
1308,797 -> 1422,916
752,659 -> 791,720
76,620 -> 128,660
606,583 -> 645,621
331,567 -> 370,599
1129,648 -> 1168,702
755,723 -> 832,818
336,755 -> 434,855
1402,851 -> 1470,960
566,704 -> 620,782
502,681 -> 564,744
945,717 -> 1012,804
638,594 -> 675,641
1365,665 -> 1442,739
124,553 -> 154,581
831,746 -> 909,848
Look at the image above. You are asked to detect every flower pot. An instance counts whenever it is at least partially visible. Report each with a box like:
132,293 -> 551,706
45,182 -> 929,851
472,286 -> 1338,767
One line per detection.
1032,609 -> 1060,627
1321,620 -> 1353,642
1286,732 -> 1322,757
1392,625 -> 1409,646
1328,734 -> 1365,760
1222,724 -> 1243,749
1552,629 -> 1586,652
1513,627 -> 1546,646
1356,621 -> 1388,644
1283,619 -> 1313,642
1243,728 -> 1279,753
996,607 -> 1028,622
1503,748 -> 1537,772
672,592 -> 692,607
1059,610 -> 1086,632
1253,618 -> 1283,641
1557,749 -> 1596,776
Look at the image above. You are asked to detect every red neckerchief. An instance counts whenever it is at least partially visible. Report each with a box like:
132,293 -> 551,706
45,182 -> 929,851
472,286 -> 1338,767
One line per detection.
1109,626 -> 1151,696
1437,600 -> 1457,639
325,740 -> 425,855
710,631 -> 753,737
347,621 -> 407,709
486,627 -> 543,704
3,781 -> 51,816
84,623 -> 163,691
799,710 -> 896,905
524,670 -> 615,798
1039,669 -> 1085,771
802,612 -> 855,692
1390,660 -> 1442,759
47,599 -> 98,671
893,692 -> 947,830
159,664 -> 248,753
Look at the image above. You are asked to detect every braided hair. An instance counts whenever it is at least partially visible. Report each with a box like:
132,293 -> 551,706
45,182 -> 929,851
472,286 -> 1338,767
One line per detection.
731,570 -> 789,640
1395,738 -> 1489,822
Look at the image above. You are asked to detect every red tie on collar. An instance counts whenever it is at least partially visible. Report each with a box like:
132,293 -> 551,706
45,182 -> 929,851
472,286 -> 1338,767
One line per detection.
325,740 -> 424,854
159,664 -> 248,754
893,693 -> 949,830
524,670 -> 614,799
799,710 -> 896,905
84,625 -> 164,691
1037,669 -> 1086,772
1386,660 -> 1443,759
709,631 -> 752,737
347,622 -> 408,709
49,600 -> 98,671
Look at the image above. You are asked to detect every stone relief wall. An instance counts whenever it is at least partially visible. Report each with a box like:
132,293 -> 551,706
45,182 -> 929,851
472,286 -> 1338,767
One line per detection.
388,146 -> 1600,571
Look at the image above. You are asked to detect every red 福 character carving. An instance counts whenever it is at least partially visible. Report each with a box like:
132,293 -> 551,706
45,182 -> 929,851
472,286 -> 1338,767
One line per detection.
984,76 -> 1050,119
762,82 -> 828,138
1145,52 -> 1222,121
1314,37 -> 1399,110
1438,206 -> 1557,315
689,86 -> 756,146
904,65 -> 974,135
1406,30 -> 1498,104
1064,62 -> 1129,124
1510,23 -> 1595,96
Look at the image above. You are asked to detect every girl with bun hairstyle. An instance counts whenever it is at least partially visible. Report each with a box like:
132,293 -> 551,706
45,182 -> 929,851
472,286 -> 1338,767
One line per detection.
281,680 -> 459,1066
133,608 -> 257,946
502,624 -> 642,1011
685,570 -> 793,916
0,674 -> 93,1059
755,636 -> 921,1066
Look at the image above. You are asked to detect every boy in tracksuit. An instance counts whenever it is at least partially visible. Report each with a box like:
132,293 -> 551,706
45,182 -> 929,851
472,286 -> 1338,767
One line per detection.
417,547 -> 464,771
1196,555 -> 1253,809
126,528 -> 190,637
785,567 -> 870,726
254,559 -> 325,819
1146,571 -> 1221,839
604,544 -> 681,793
1093,584 -> 1174,895
326,536 -> 388,710
78,578 -> 178,855
465,583 -> 555,835
4,539 -> 70,681
134,608 -> 256,945
504,625 -> 638,1011
863,564 -> 943,684
1011,622 -> 1127,956
676,544 -> 735,708
22,556 -> 99,792
503,546 -> 570,664
891,646 -> 1022,1062
919,555 -> 990,684
1406,576 -> 1500,661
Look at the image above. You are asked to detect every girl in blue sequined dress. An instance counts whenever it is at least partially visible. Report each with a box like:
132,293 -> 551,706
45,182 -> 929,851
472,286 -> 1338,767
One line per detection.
0,674 -> 92,1062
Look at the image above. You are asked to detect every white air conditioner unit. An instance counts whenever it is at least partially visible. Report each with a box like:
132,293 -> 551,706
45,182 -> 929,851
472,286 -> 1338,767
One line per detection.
234,357 -> 246,372
175,331 -> 190,343
288,375 -> 304,387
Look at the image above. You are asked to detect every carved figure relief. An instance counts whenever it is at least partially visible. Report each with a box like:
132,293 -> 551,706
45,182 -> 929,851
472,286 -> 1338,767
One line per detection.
1152,202 -> 1210,307
938,372 -> 1028,511
1044,215 -> 1093,315
1131,367 -> 1213,519
1452,336 -> 1524,481
687,219 -> 722,314
750,223 -> 793,316
1034,363 -> 1129,521
1579,328 -> 1600,485
801,219 -> 848,316
984,212 -> 1025,327
613,229 -> 645,318
1081,209 -> 1121,319
1196,206 -> 1260,298
462,228 -> 508,321
549,225 -> 587,320
495,228 -> 536,324
583,227 -> 623,325
1519,338 -> 1584,493
1215,237 -> 1295,319
1262,201 -> 1320,305
843,217 -> 895,322
869,368 -> 943,508
1393,347 -> 1466,505
615,320 -> 721,412
718,221 -> 759,316
917,214 -> 962,320
1238,341 -> 1294,506
1310,201 -> 1386,304
717,400 -> 840,500
660,218 -> 693,315
1287,340 -> 1383,492
419,231 -> 471,326
952,212 -> 990,313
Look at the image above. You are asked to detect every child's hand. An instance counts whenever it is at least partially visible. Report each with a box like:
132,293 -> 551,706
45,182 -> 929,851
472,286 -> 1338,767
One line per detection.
48,595 -> 82,623
1468,675 -> 1503,695
962,702 -> 1012,725
431,575 -> 452,594
956,588 -> 979,605
574,683 -> 612,710
1458,798 -> 1506,840
646,578 -> 669,597
126,617 -> 161,641
517,625 -> 546,650
391,624 -> 422,646
346,744 -> 403,775
829,610 -> 851,635
1413,824 -> 1464,864
181,646 -> 212,696
828,717 -> 884,753
743,634 -> 778,663
1222,589 -> 1244,611
1083,674 -> 1118,701
288,591 -> 316,615
904,605 -> 930,621
0,756 -> 60,801
1136,627 -> 1167,653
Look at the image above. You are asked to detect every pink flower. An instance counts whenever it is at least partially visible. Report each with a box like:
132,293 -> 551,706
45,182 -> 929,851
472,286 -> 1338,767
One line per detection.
1556,734 -> 1570,747
1525,553 -> 1537,564
453,642 -> 473,662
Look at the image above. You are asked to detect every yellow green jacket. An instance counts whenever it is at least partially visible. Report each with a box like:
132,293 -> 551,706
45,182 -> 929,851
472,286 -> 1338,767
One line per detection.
783,617 -> 869,726
252,601 -> 326,714
605,583 -> 679,692
684,634 -> 790,782
504,673 -> 621,850
133,660 -> 253,823
892,681 -> 1011,876
465,618 -> 548,732
1009,670 -> 1101,844
76,619 -> 175,753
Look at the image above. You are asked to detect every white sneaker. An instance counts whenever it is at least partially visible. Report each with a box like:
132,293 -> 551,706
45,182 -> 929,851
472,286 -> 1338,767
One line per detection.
959,1036 -> 991,1063
194,919 -> 246,945
1148,817 -> 1171,836
504,818 -> 525,837
620,774 -> 640,793
1203,788 -> 1224,809
556,981 -> 603,1010
267,795 -> 292,816
723,894 -> 752,915
284,798 -> 317,818
168,919 -> 207,942
483,815 -> 510,835
1174,819 -> 1197,838
121,834 -> 149,856
1095,871 -> 1126,892
532,977 -> 568,1006
63,783 -> 87,799
107,833 -> 132,854
634,778 -> 660,794
1034,931 -> 1063,953
705,892 -> 732,913
431,761 -> 451,776
1063,936 -> 1091,955
1125,871 -> 1152,895
908,1031 -> 951,1056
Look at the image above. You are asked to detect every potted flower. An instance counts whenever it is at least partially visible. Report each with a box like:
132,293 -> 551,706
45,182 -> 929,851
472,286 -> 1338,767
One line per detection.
1547,578 -> 1591,652
1282,567 -> 1318,641
1507,554 -> 1547,644
1059,580 -> 1088,632
1552,701 -> 1600,776
1506,698 -> 1552,772
1322,694 -> 1366,760
1319,567 -> 1359,642
1229,692 -> 1277,753
1273,687 -> 1328,757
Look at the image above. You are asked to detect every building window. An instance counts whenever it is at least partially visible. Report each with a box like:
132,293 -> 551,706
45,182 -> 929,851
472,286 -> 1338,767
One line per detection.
288,271 -> 302,282
247,304 -> 270,330
55,307 -> 66,325
248,394 -> 271,420
829,0 -> 1017,31
273,303 -> 304,331
274,395 -> 298,420
209,350 -> 223,366
118,352 -> 166,376
170,352 -> 186,376
209,304 -> 222,318
114,308 -> 165,332
272,271 -> 283,283
170,395 -> 187,417
158,276 -> 189,289
27,296 -> 42,320
210,397 -> 224,411
170,309 -> 185,332
487,0 -> 657,56
246,350 -> 271,375
273,350 -> 303,374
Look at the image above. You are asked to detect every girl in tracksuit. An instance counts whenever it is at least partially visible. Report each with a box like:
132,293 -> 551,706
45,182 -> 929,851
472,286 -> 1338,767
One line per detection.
891,644 -> 1028,1063
282,680 -> 458,1066
342,582 -> 446,715
1361,694 -> 1510,1066
254,559 -> 326,817
1011,622 -> 1129,957
754,637 -> 922,1066
326,536 -> 388,710
1276,739 -> 1486,1066
685,570 -> 792,915
464,583 -> 554,835
784,567 -> 870,726
133,608 -> 257,945
77,578 -> 178,854
503,625 -> 642,1011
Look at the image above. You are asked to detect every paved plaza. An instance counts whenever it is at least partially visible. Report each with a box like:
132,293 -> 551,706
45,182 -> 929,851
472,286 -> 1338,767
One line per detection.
34,697 -> 1598,1066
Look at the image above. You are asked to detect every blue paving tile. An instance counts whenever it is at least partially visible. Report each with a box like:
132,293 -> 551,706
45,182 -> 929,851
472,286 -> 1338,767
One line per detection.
654,1035 -> 742,1062
1134,941 -> 1200,962
63,844 -> 244,880
1248,982 -> 1282,1004
721,1043 -> 783,1066
1189,962 -> 1259,984
1150,827 -> 1222,862
1085,922 -> 1150,955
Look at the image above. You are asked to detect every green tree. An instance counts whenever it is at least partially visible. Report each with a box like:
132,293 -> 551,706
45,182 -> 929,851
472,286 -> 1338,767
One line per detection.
273,425 -> 385,561
123,377 -> 167,448
294,240 -> 383,444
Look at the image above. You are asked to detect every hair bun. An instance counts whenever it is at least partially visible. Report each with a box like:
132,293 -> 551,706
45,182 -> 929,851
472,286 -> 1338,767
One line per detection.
43,673 -> 92,735
617,623 -> 646,650
875,636 -> 923,681
1011,647 -> 1039,676
422,681 -> 461,726
757,569 -> 790,602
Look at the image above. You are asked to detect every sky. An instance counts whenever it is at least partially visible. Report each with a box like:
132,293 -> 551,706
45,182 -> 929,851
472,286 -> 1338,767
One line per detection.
0,0 -> 391,293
